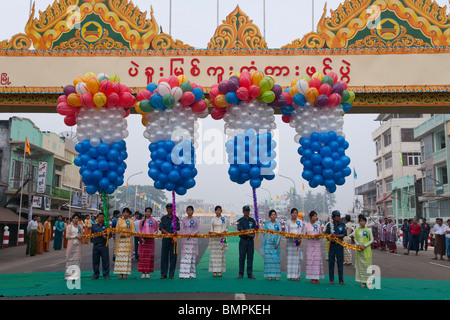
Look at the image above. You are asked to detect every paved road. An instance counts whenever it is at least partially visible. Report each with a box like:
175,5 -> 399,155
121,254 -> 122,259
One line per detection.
1,223 -> 449,300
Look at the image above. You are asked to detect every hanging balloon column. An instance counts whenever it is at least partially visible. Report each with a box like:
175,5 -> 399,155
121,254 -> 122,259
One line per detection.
57,72 -> 135,232
281,72 -> 355,193
135,75 -> 207,233
210,71 -> 281,226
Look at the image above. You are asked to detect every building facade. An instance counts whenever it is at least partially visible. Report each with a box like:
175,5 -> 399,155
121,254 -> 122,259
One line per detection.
372,114 -> 430,217
414,114 -> 450,222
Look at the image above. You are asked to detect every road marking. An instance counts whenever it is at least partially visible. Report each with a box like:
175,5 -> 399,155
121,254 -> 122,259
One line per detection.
235,293 -> 246,300
429,262 -> 450,269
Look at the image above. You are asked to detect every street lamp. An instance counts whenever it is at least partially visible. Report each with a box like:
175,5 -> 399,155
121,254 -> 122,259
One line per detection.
126,171 -> 143,210
279,174 -> 301,212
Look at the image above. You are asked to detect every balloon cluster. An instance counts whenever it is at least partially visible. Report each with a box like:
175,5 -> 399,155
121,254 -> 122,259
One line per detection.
298,132 -> 351,193
282,73 -> 355,193
147,139 -> 197,196
57,73 -> 135,195
210,71 -> 280,189
74,139 -> 128,195
136,75 -> 206,195
136,75 -> 207,145
56,72 -> 134,127
281,71 -> 355,126
225,129 -> 276,189
209,71 -> 288,121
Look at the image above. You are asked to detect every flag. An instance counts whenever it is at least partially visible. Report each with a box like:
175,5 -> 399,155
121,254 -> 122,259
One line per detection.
399,153 -> 403,166
25,137 -> 31,155
276,195 -> 280,200
302,183 -> 305,190
353,167 -> 357,179
71,156 -> 75,167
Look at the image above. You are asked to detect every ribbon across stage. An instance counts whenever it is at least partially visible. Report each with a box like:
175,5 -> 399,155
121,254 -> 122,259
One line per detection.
82,228 -> 362,251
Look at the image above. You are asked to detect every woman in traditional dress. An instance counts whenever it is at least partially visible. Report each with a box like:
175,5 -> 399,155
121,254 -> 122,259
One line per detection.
138,207 -> 159,278
83,215 -> 92,244
53,215 -> 65,250
263,210 -> 281,281
284,208 -> 304,281
114,207 -> 135,279
36,216 -> 44,255
354,216 -> 374,288
208,205 -> 228,277
43,216 -> 52,252
303,211 -> 324,284
179,205 -> 200,279
65,213 -> 84,280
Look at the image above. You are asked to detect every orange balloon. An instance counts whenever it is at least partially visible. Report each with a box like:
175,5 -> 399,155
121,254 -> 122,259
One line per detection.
67,93 -> 82,107
73,77 -> 84,87
306,87 -> 319,104
141,116 -> 148,126
251,71 -> 264,85
290,78 -> 299,87
214,94 -> 230,108
289,85 -> 299,97
86,76 -> 100,94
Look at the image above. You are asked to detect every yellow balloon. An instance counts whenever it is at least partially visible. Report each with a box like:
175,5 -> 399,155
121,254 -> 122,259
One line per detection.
214,94 -> 230,108
135,102 -> 145,115
93,92 -> 107,108
177,74 -> 188,84
141,116 -> 148,126
67,93 -> 83,107
312,72 -> 324,81
290,78 -> 299,87
73,77 -> 84,87
230,72 -> 240,78
251,71 -> 264,85
289,85 -> 299,97
86,76 -> 100,94
306,87 -> 319,104
109,74 -> 121,83
83,72 -> 97,81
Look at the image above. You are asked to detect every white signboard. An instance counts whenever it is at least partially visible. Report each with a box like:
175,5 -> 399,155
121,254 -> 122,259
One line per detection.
37,162 -> 48,194
32,196 -> 42,208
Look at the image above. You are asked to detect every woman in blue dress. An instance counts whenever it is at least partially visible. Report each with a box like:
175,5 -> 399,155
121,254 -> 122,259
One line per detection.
263,210 -> 281,281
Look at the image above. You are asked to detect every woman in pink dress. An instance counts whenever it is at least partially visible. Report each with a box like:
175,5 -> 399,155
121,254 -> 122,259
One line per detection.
303,211 -> 324,284
138,207 -> 159,278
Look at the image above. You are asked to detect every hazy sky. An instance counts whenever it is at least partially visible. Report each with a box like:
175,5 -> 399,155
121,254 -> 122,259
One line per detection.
1,0 -> 445,215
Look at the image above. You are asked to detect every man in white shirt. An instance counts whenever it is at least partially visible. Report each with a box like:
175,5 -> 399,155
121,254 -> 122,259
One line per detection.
432,218 -> 446,260
26,214 -> 39,256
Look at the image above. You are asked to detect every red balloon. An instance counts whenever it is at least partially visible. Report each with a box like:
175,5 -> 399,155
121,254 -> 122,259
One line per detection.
168,75 -> 180,88
281,92 -> 293,105
181,91 -> 195,107
191,100 -> 207,113
137,89 -> 152,101
248,84 -> 261,99
100,79 -> 113,95
211,107 -> 226,120
64,114 -> 77,126
309,77 -> 322,90
281,115 -> 291,123
327,71 -> 338,83
106,93 -> 120,108
57,95 -> 68,104
327,93 -> 341,108
236,87 -> 250,101
110,82 -> 120,95
57,103 -> 78,116
239,74 -> 252,88
319,83 -> 332,96
209,87 -> 221,102
119,92 -> 136,108
80,93 -> 95,108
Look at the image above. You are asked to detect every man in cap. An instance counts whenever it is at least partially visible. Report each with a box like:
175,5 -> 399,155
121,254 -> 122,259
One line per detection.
236,205 -> 257,279
324,210 -> 347,285
159,203 -> 180,279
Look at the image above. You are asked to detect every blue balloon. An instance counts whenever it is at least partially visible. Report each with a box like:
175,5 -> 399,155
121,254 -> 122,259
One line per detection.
321,156 -> 333,168
301,138 -> 311,148
184,178 -> 196,189
324,179 -> 335,190
311,153 -> 322,165
107,171 -> 118,184
74,156 -> 82,167
340,155 -> 351,166
107,149 -> 119,161
312,165 -> 323,175
249,167 -> 261,179
342,103 -> 352,112
320,146 -> 332,157
342,166 -> 352,177
99,177 -> 110,190
225,92 -> 239,105
168,170 -> 181,182
319,132 -> 330,144
328,141 -> 339,152
158,173 -> 169,184
165,182 -> 176,191
327,184 -> 337,193
302,159 -> 313,170
336,136 -> 345,147
87,159 -> 98,171
98,160 -> 109,172
302,148 -> 313,160
97,142 -> 109,155
92,169 -> 103,181
332,160 -> 343,172
311,141 -> 321,152
312,175 -> 324,186
151,93 -> 164,110
148,167 -> 160,180
293,93 -> 306,106
302,170 -> 314,181
310,132 -> 320,142
297,146 -> 303,155
86,184 -> 98,195
160,161 -> 173,174
147,82 -> 158,92
250,178 -> 262,189
328,131 -> 338,141
322,168 -> 334,179
175,186 -> 187,195
180,167 -> 192,179
164,140 -> 175,152
192,87 -> 204,101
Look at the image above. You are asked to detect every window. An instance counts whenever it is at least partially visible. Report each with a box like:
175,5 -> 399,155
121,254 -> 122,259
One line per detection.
426,169 -> 434,192
401,128 -> 415,142
384,154 -> 392,169
54,174 -> 61,188
375,138 -> 381,155
376,160 -> 382,176
384,131 -> 391,147
377,183 -> 384,197
423,135 -> 433,159
385,177 -> 393,192
436,166 -> 448,185
402,152 -> 420,166
434,131 -> 446,151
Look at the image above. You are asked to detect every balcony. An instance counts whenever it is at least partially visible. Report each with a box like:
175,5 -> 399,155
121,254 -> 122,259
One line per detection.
414,114 -> 450,139
432,148 -> 447,164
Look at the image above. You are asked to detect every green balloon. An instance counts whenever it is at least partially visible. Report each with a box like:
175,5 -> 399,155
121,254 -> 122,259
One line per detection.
163,94 -> 175,108
341,90 -> 350,103
321,75 -> 334,86
180,81 -> 192,93
140,99 -> 155,112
